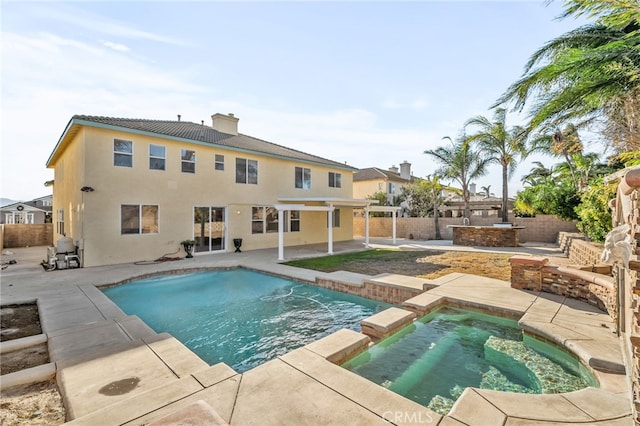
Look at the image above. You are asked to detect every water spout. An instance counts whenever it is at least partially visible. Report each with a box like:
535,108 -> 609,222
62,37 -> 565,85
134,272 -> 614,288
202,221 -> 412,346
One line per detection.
462,217 -> 470,226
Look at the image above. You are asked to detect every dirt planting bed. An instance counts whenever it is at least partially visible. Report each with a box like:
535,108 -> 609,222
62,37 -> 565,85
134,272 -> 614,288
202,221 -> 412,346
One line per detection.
1,304 -> 66,425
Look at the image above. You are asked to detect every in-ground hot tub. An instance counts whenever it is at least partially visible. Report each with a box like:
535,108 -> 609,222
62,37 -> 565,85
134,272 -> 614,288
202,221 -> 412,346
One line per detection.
341,306 -> 597,415
449,223 -> 524,247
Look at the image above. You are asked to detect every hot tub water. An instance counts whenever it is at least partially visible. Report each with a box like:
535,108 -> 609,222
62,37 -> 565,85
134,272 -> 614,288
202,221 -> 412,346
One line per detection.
342,307 -> 596,415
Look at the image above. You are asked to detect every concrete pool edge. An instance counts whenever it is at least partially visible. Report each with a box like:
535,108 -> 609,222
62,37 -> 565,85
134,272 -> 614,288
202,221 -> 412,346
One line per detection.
1,243 -> 633,425
83,268 -> 631,423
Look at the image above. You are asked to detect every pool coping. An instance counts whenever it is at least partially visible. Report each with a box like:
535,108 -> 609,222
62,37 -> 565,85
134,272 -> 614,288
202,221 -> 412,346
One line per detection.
0,242 -> 633,425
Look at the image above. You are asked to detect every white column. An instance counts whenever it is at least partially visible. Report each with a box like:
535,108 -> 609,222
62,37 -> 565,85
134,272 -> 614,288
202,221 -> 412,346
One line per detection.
277,208 -> 285,261
364,206 -> 370,248
327,207 -> 334,255
392,209 -> 397,244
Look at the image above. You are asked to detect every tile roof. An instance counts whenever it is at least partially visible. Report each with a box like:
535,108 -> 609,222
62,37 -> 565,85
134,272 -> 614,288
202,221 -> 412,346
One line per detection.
353,167 -> 411,182
67,115 -> 355,170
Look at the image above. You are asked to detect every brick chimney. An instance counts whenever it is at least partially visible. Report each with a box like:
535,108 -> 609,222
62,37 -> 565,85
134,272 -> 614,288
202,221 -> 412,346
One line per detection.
211,113 -> 239,135
389,165 -> 399,174
399,161 -> 411,180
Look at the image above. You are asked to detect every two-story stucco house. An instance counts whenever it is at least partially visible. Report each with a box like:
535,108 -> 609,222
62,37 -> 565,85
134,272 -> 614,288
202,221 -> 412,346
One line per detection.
353,161 -> 415,203
46,113 -> 369,267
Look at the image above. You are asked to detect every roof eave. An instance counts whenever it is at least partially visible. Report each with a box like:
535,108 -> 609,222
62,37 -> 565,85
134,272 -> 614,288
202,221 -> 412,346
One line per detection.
46,116 -> 79,168
47,118 -> 358,172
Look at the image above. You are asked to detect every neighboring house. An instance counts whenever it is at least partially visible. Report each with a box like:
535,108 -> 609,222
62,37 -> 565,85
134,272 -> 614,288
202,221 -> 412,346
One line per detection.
353,161 -> 416,204
46,113 -> 369,267
28,194 -> 53,210
440,184 -> 513,218
0,195 -> 52,224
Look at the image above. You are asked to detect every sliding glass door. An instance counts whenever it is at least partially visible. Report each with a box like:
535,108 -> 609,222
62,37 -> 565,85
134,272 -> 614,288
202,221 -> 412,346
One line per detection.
194,207 -> 226,253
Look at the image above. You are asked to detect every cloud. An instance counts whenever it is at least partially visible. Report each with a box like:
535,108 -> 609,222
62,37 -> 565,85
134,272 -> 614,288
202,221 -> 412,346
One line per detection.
102,41 -> 130,52
381,98 -> 429,110
20,3 -> 185,46
0,27 -> 503,200
1,31 -> 204,199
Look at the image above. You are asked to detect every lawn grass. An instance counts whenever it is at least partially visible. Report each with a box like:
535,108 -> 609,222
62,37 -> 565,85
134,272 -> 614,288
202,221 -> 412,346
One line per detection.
283,249 -> 513,281
283,249 -> 410,271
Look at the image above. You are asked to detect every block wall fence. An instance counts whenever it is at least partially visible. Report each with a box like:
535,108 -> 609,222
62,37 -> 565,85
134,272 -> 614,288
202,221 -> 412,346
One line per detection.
2,215 -> 578,250
354,214 -> 578,243
1,224 -> 53,250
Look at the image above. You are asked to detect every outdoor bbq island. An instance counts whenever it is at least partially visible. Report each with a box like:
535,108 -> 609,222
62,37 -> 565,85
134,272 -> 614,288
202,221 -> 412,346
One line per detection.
449,224 -> 525,247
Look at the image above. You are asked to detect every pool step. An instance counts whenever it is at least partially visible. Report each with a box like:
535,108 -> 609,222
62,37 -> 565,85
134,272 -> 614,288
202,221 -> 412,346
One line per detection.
480,366 -> 535,394
388,332 -> 458,395
427,394 -> 455,415
484,336 -> 584,393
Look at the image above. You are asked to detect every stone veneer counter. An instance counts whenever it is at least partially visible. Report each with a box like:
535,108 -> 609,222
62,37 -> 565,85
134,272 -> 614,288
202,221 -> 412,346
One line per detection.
450,225 -> 524,247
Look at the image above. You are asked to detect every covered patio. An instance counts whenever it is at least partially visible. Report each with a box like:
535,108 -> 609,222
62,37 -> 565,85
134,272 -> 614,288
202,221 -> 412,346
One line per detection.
275,197 -> 401,260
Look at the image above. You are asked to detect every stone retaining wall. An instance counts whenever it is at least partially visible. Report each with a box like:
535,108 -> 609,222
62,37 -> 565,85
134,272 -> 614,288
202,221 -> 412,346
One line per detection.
567,239 -> 604,265
354,215 -> 578,243
556,232 -> 604,265
315,277 -> 423,305
607,166 -> 640,422
510,256 -> 616,320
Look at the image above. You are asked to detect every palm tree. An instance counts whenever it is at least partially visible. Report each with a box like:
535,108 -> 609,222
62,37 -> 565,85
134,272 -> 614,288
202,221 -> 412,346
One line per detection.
465,108 -> 528,222
495,2 -> 639,149
521,161 -> 553,186
424,134 -> 490,220
480,185 -> 491,198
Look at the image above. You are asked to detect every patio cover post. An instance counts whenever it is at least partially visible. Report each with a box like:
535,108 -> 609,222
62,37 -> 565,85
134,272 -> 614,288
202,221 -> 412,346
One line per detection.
365,206 -> 370,248
392,209 -> 397,244
277,208 -> 284,261
327,205 -> 334,255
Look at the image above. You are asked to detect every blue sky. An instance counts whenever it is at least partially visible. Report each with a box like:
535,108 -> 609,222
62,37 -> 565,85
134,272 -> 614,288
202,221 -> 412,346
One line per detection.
1,1 -> 592,201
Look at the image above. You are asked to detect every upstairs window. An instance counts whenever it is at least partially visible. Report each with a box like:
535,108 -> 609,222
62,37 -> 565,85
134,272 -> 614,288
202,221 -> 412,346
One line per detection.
328,172 -> 342,188
149,144 -> 166,170
388,182 -> 396,194
215,154 -> 224,171
295,167 -> 311,189
236,158 -> 258,184
181,149 -> 195,173
114,139 -> 133,167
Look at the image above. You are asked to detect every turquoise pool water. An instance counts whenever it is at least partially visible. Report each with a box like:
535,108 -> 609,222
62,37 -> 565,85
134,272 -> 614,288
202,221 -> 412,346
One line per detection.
342,307 -> 597,415
102,268 -> 391,372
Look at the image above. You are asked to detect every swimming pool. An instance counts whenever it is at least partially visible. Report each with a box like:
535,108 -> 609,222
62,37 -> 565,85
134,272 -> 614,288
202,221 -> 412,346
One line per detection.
102,268 -> 392,372
341,306 -> 597,415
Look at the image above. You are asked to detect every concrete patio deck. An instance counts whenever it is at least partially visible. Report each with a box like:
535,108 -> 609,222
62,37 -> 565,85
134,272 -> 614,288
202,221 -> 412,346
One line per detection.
0,238 -> 633,425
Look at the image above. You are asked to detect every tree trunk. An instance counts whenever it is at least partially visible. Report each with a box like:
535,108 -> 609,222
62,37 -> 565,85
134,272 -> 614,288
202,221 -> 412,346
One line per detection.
463,185 -> 471,220
502,163 -> 509,222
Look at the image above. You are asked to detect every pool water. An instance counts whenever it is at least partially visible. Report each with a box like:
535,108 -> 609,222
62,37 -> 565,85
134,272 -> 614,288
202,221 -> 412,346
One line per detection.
341,307 -> 597,415
102,268 -> 391,372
